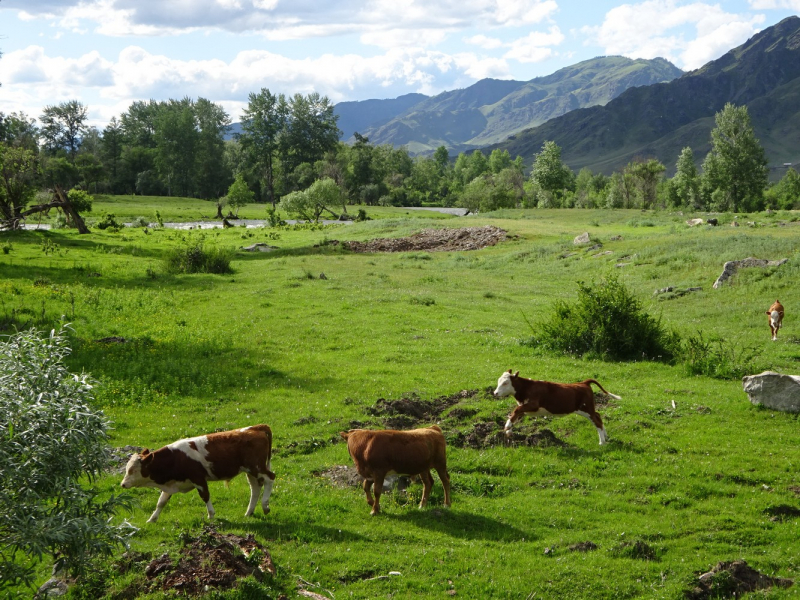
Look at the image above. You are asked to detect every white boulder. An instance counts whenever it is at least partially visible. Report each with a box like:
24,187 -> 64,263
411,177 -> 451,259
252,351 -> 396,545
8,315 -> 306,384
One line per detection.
742,371 -> 800,413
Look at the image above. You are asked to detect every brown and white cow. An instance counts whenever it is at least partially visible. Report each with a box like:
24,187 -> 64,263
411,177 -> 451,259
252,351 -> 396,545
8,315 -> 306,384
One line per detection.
494,370 -> 621,445
766,299 -> 784,341
340,425 -> 451,515
120,424 -> 275,523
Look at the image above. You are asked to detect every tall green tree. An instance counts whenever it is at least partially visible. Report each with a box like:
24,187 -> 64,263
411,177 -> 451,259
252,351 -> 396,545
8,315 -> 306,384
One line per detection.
39,100 -> 88,163
0,144 -> 38,229
238,89 -> 288,208
671,147 -> 700,208
194,98 -> 231,199
529,141 -> 573,200
625,158 -> 666,209
702,103 -> 768,212
0,112 -> 39,151
282,92 -> 340,176
101,117 -> 124,193
153,98 -> 197,197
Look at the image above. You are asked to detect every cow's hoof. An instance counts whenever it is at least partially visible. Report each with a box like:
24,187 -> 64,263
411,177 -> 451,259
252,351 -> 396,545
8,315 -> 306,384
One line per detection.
262,506 -> 270,515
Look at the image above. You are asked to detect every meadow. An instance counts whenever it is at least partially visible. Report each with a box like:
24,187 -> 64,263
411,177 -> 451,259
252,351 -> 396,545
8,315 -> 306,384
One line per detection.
1,202 -> 799,599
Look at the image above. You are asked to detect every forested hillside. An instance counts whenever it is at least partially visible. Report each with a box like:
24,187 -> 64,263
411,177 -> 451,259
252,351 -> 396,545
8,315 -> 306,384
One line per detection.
490,16 -> 800,175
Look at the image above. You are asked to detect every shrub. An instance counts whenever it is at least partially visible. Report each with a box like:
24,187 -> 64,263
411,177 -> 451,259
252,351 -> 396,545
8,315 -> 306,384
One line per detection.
130,216 -> 149,228
96,213 -> 121,231
537,274 -> 680,361
681,332 -> 760,379
164,243 -> 234,275
0,326 -> 134,590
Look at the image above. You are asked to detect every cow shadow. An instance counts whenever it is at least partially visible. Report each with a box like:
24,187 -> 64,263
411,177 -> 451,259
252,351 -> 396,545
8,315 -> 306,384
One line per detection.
386,508 -> 532,542
222,516 -> 368,542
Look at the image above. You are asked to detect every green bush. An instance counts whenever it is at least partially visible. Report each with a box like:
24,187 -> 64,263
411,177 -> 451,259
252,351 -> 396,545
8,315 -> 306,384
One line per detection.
537,274 -> 680,361
96,213 -> 121,231
681,332 -> 760,379
164,243 -> 234,275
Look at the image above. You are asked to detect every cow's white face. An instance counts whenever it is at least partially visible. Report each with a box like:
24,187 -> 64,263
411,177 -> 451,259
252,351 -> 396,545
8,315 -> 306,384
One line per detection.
120,454 -> 150,488
494,372 -> 515,398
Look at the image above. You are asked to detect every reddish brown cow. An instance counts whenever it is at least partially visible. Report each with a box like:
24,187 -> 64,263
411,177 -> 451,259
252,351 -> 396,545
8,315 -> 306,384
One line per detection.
766,299 -> 784,341
494,370 -> 621,445
340,426 -> 451,515
121,424 -> 275,523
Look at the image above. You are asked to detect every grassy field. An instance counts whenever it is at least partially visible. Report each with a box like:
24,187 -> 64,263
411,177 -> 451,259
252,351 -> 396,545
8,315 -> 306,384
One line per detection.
2,204 -> 799,599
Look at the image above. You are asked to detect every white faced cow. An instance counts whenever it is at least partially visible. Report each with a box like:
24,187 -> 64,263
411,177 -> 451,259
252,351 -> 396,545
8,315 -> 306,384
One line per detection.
494,370 -> 621,445
121,424 -> 275,523
766,299 -> 784,341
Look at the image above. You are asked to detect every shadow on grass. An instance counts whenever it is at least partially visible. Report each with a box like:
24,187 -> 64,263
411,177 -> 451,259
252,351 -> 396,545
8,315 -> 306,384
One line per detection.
388,508 -> 532,542
229,517 -> 369,543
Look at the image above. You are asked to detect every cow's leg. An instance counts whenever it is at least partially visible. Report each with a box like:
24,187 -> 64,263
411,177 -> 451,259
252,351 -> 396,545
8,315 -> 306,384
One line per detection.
371,473 -> 386,515
147,491 -> 172,523
362,478 -> 375,507
245,474 -> 261,517
195,483 -> 214,520
260,462 -> 275,515
418,470 -> 434,509
435,464 -> 451,508
576,410 -> 607,445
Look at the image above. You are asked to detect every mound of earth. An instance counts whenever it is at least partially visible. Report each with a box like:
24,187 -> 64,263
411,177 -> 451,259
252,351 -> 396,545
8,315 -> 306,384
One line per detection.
333,225 -> 507,253
687,560 -> 793,599
141,526 -> 276,596
366,389 -> 488,429
448,421 -> 567,449
313,465 -> 412,493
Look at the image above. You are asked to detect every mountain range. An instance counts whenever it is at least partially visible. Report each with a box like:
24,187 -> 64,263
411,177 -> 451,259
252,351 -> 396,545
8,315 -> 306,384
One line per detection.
334,56 -> 683,155
489,15 -> 800,175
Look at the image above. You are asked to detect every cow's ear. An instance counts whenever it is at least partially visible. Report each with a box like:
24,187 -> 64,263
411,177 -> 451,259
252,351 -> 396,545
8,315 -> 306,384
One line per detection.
141,448 -> 150,456
514,371 -> 520,378
507,369 -> 513,374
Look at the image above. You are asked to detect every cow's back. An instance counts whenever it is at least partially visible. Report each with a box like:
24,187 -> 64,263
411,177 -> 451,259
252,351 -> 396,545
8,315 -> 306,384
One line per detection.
347,427 -> 446,477
204,424 -> 272,481
527,380 -> 593,413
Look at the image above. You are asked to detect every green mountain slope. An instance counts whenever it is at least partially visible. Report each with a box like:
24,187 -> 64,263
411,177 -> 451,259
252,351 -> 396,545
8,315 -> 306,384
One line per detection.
354,56 -> 682,155
490,16 -> 800,175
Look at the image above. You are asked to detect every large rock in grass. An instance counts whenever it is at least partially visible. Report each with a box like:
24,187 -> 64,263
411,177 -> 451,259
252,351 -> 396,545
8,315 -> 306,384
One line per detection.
742,371 -> 800,413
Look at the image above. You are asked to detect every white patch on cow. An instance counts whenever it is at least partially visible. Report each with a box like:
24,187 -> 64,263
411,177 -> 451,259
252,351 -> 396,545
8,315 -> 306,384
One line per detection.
239,426 -> 252,432
206,500 -> 216,520
504,418 -> 513,432
525,406 -> 553,417
169,435 -> 214,476
494,372 -> 515,397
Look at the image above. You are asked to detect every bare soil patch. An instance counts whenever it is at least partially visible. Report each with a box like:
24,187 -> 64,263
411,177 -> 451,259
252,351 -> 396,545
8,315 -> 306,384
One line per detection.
366,389 -> 489,429
137,526 -> 275,596
331,225 -> 507,253
686,560 -> 793,599
448,421 -> 567,449
763,504 -> 800,521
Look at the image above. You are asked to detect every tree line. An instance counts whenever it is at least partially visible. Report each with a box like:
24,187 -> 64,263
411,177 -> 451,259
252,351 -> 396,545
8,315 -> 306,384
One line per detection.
1,94 -> 798,229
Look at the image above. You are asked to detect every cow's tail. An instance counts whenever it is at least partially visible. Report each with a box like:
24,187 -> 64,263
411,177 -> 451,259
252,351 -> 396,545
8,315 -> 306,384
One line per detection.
585,379 -> 622,400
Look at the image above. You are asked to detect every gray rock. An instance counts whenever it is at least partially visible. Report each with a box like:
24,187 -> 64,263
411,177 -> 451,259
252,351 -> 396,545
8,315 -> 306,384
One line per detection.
573,232 -> 591,244
713,257 -> 788,288
742,371 -> 800,413
686,218 -> 704,227
35,578 -> 69,598
241,243 -> 276,252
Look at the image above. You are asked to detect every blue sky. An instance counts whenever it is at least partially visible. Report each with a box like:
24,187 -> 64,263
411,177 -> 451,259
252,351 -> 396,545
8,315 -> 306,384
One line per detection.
0,0 -> 798,128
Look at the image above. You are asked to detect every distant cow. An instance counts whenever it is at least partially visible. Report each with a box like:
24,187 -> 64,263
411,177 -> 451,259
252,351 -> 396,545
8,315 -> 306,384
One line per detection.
494,370 -> 621,445
340,426 -> 451,515
766,300 -> 784,341
121,424 -> 275,523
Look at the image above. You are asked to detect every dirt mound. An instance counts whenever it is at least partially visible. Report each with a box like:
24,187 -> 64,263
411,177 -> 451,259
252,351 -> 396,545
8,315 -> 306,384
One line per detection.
335,226 -> 507,253
366,389 -> 485,429
687,560 -> 793,599
313,465 -> 364,489
764,504 -> 800,521
142,526 -> 275,596
569,541 -> 598,552
107,445 -> 143,474
449,421 -> 567,449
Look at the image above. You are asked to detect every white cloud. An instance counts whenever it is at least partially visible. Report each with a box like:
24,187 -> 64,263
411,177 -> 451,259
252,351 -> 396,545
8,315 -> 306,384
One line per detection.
748,0 -> 800,9
503,26 -> 564,63
464,34 -> 504,49
583,1 -> 765,70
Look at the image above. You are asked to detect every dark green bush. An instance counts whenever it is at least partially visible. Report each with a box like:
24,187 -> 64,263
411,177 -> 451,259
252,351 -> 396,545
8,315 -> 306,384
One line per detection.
96,213 -> 121,231
537,275 -> 680,361
164,243 -> 234,275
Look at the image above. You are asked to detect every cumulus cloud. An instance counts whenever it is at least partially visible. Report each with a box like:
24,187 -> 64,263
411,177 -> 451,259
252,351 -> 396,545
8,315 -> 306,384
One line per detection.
583,0 -> 765,70
464,34 -> 505,49
3,0 -> 560,39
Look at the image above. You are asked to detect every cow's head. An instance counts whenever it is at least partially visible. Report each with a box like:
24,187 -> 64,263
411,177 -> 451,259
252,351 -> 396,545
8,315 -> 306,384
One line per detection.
120,449 -> 153,489
494,369 -> 519,398
503,404 -> 526,436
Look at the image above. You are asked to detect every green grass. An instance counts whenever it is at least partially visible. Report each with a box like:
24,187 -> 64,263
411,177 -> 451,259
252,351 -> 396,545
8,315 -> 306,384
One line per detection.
2,206 -> 799,598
